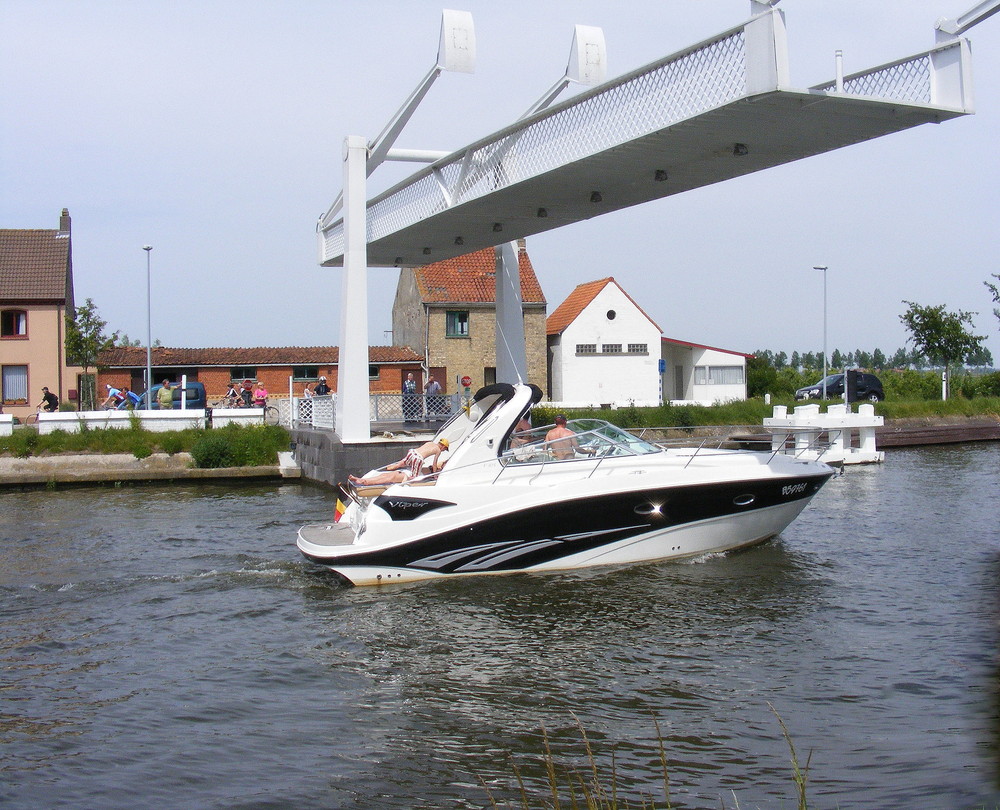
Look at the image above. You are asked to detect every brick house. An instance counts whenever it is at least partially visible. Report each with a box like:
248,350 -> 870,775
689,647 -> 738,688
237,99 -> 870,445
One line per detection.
0,209 -> 81,418
96,345 -> 424,400
391,241 -> 547,394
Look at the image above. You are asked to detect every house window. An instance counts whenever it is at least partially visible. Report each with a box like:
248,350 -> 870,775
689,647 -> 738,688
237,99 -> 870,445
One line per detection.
292,366 -> 319,380
1,310 -> 27,338
368,365 -> 380,380
230,366 -> 257,381
602,344 -> 622,354
1,365 -> 28,403
446,310 -> 469,338
575,344 -> 597,354
694,366 -> 745,385
627,343 -> 648,354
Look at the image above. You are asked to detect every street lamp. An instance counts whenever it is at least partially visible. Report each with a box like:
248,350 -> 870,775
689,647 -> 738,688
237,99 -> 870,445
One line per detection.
143,245 -> 153,410
813,265 -> 828,399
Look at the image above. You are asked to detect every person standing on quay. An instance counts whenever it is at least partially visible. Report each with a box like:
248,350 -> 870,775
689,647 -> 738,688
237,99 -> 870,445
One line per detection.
402,371 -> 418,423
157,379 -> 175,409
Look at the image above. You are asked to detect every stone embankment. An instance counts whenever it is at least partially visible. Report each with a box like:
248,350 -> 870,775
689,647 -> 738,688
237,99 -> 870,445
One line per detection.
0,452 -> 300,489
874,416 -> 1000,447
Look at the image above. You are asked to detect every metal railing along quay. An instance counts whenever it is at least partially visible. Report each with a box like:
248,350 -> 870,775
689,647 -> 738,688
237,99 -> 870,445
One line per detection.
279,393 -> 461,431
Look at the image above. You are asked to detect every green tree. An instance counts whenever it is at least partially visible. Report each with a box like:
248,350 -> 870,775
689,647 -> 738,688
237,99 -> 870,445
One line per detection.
746,355 -> 778,398
889,347 -> 908,369
986,274 -> 1000,328
65,298 -> 118,410
114,333 -> 161,348
899,300 -> 987,399
830,349 -> 844,370
872,348 -> 886,370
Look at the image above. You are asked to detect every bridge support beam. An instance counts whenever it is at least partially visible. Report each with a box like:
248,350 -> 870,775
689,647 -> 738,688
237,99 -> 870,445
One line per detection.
335,135 -> 371,442
495,241 -> 527,384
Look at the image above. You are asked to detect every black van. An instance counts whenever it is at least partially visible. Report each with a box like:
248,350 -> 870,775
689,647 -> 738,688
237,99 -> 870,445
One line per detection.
794,372 -> 884,402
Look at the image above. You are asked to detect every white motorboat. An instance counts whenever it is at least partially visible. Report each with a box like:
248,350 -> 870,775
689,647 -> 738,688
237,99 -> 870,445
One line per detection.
297,384 -> 834,586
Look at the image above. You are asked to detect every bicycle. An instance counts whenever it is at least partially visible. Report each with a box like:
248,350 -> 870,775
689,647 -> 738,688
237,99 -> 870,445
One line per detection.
263,404 -> 280,425
211,395 -> 245,409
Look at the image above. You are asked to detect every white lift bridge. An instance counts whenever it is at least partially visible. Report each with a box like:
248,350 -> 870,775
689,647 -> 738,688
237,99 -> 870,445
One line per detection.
318,1 -> 995,442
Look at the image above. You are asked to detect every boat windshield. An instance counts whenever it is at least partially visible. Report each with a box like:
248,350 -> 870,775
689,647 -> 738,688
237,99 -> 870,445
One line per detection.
502,418 -> 661,463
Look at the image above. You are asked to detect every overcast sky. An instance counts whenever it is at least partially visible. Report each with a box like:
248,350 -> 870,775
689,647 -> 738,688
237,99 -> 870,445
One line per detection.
3,0 -> 999,364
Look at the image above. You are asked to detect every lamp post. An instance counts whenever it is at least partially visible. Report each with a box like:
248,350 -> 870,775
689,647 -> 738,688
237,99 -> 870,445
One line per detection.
143,245 -> 153,410
813,265 -> 828,399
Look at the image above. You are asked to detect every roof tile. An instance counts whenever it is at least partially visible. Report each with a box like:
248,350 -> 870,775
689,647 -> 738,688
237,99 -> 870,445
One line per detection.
97,345 -> 424,367
414,245 -> 545,305
0,229 -> 72,301
547,277 -> 662,335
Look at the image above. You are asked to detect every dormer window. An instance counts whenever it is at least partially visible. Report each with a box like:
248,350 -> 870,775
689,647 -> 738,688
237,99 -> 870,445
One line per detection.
1,310 -> 27,338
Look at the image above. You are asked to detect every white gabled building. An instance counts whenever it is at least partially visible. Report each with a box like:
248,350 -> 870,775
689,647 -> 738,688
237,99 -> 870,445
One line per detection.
546,278 -> 663,408
661,337 -> 750,405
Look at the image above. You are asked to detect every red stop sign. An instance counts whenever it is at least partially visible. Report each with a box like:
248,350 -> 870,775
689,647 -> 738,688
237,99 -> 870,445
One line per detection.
461,375 -> 472,387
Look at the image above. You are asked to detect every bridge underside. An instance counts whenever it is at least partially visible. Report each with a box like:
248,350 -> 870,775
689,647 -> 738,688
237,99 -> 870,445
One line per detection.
359,90 -> 964,268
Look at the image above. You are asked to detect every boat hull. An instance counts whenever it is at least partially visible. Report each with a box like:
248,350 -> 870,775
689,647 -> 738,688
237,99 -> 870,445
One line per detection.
297,468 -> 832,586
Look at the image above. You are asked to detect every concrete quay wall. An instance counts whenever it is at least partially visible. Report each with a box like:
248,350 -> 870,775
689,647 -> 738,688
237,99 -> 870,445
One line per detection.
289,428 -> 424,489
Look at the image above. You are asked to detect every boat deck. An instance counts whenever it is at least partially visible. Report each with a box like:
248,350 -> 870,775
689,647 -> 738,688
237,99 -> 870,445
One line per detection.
298,522 -> 356,548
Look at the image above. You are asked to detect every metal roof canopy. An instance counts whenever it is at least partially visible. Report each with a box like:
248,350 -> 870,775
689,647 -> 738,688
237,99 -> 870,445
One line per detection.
318,9 -> 973,269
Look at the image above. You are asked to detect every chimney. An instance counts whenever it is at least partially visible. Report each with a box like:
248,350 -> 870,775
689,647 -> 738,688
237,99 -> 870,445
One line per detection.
59,208 -> 71,234
517,237 -> 526,254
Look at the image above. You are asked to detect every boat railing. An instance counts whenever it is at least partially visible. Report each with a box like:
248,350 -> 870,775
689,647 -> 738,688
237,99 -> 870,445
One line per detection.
491,426 -> 651,484
632,425 -> 835,465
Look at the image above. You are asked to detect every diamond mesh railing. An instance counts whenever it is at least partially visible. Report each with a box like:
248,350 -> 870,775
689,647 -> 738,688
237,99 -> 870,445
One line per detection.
323,24 -> 750,262
811,52 -> 934,104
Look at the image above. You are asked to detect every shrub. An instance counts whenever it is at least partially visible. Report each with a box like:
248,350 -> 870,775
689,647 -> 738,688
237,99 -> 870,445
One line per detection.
190,424 -> 285,468
190,433 -> 234,468
979,371 -> 1000,398
159,433 -> 184,455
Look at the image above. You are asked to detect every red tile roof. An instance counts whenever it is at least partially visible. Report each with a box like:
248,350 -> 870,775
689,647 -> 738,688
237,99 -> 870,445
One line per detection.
414,245 -> 545,305
546,277 -> 662,336
0,228 -> 72,302
98,345 -> 424,367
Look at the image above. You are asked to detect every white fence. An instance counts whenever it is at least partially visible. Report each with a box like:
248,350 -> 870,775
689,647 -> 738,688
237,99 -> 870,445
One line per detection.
285,393 -> 459,429
34,408 -> 266,435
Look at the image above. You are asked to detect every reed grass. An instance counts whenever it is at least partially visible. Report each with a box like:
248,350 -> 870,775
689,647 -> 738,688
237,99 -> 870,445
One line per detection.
480,707 -> 812,810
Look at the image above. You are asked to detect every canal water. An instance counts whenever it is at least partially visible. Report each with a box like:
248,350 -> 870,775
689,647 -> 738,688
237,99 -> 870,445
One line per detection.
1,444 -> 997,809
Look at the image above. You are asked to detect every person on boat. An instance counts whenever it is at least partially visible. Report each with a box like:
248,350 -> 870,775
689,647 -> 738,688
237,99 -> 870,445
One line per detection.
348,438 -> 449,486
509,417 -> 533,448
545,415 -> 595,460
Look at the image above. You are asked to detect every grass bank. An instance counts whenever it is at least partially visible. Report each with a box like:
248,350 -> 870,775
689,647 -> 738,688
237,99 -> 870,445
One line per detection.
0,422 -> 289,468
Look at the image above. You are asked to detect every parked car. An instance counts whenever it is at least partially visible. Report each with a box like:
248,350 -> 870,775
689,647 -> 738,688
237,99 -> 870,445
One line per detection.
136,381 -> 208,410
794,372 -> 884,402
